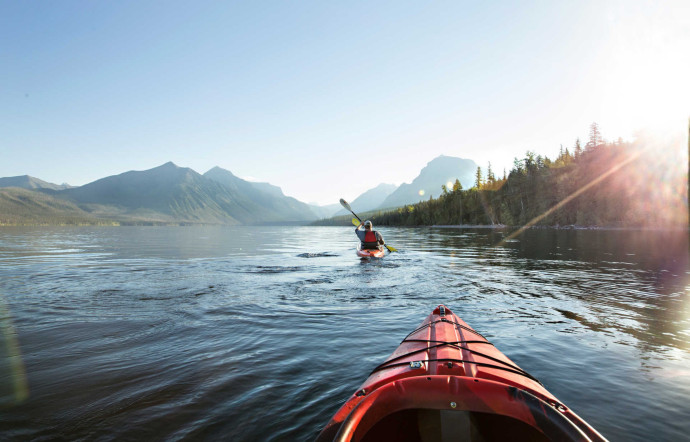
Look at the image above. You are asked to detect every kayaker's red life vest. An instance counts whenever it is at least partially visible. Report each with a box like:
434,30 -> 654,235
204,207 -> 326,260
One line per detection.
362,230 -> 379,250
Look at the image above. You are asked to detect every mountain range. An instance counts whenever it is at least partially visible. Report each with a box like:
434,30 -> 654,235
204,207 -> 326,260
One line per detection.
332,183 -> 398,216
0,155 -> 477,225
379,156 -> 476,208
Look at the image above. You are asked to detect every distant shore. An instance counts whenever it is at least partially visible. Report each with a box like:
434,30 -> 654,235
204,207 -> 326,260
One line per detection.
430,224 -> 688,231
0,222 -> 686,231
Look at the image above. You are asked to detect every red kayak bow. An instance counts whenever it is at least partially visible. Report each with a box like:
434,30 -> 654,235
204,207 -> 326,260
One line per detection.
317,305 -> 607,442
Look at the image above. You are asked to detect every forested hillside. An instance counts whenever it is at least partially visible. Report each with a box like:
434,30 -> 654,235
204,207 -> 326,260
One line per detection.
0,188 -> 113,226
369,125 -> 687,228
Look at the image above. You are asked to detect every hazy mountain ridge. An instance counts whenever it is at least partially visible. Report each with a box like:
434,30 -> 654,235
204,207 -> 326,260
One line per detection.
380,155 -> 477,208
248,181 -> 285,198
203,167 -> 318,222
334,183 -> 398,216
308,203 -> 341,219
55,162 -> 244,224
0,162 -> 323,225
0,175 -> 72,191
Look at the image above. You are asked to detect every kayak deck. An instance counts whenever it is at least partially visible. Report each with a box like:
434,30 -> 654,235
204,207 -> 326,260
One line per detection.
317,305 -> 606,442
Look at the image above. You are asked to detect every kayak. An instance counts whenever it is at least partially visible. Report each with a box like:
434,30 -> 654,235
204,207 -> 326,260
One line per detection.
316,305 -> 607,442
356,244 -> 385,259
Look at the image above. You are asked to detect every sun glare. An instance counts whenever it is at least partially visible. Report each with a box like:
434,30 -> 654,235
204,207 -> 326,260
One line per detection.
601,4 -> 690,140
602,55 -> 689,137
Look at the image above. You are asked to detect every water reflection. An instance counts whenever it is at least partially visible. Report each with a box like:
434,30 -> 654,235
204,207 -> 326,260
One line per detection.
394,227 -> 690,357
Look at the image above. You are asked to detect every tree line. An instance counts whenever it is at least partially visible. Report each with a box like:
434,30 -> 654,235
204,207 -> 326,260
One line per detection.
369,123 -> 686,228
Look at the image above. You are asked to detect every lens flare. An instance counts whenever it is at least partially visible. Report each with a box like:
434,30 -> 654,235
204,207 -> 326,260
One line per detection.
418,190 -> 425,196
498,132 -> 688,246
0,297 -> 29,404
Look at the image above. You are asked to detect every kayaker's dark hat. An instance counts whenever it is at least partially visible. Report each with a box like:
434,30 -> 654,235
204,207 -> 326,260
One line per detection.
364,220 -> 373,230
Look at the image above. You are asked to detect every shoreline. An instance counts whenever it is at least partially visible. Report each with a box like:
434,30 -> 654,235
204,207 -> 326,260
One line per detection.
0,223 -> 686,231
430,224 -> 689,231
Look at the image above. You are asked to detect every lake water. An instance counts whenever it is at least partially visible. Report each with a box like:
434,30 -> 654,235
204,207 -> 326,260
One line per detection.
0,226 -> 688,441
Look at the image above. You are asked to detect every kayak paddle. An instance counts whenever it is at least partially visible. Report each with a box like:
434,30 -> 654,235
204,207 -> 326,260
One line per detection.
340,199 -> 361,223
340,198 -> 397,253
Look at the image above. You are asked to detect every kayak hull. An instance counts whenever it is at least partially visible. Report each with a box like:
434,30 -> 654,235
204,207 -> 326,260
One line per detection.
317,305 -> 606,442
356,245 -> 385,259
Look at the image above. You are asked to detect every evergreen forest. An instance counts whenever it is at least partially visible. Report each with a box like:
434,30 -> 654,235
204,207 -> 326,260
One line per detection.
363,124 -> 687,229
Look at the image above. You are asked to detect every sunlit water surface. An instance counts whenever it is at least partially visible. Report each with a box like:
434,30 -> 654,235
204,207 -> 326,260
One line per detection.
0,226 -> 688,441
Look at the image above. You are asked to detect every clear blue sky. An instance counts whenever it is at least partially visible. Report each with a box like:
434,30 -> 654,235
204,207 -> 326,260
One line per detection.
2,1 -> 688,205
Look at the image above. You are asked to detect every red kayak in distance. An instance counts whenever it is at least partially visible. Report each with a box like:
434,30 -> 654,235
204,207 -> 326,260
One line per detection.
356,244 -> 385,259
317,305 -> 607,442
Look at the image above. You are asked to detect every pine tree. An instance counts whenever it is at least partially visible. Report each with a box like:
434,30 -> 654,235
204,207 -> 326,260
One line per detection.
487,162 -> 495,183
574,138 -> 582,158
474,166 -> 483,189
586,122 -> 602,150
513,157 -> 524,174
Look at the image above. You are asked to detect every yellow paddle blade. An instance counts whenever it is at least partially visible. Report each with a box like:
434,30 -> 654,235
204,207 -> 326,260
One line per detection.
352,218 -> 361,226
385,245 -> 398,252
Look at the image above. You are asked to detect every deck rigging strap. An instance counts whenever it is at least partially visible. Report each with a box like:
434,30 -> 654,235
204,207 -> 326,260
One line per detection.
370,357 -> 543,385
371,340 -> 536,383
383,317 -> 542,385
403,318 -> 489,342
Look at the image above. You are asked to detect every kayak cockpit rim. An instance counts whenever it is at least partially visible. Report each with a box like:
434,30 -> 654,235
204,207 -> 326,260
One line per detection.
331,375 -> 596,442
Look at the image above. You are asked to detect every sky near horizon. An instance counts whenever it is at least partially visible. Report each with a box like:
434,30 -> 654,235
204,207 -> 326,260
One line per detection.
2,1 -> 688,205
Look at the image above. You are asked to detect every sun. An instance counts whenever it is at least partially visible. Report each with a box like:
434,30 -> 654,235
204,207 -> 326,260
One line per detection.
600,4 -> 690,140
602,55 -> 689,137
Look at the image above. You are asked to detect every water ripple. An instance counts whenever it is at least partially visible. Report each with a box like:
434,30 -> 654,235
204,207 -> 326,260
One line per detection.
0,226 -> 688,441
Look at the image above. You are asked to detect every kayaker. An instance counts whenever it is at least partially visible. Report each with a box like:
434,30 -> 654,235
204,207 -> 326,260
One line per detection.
355,220 -> 385,251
